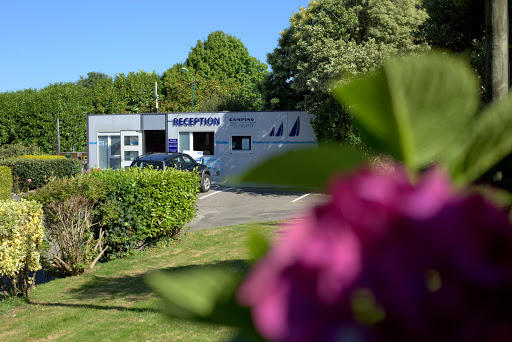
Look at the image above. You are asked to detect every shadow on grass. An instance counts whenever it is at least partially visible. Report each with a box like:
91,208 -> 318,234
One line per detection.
28,301 -> 161,313
29,259 -> 250,312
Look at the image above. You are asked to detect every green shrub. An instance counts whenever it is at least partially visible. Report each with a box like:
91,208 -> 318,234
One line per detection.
30,168 -> 198,263
17,155 -> 64,160
0,143 -> 41,160
89,167 -> 199,258
43,195 -> 108,277
0,166 -> 12,200
0,200 -> 44,298
0,156 -> 82,191
27,175 -> 110,277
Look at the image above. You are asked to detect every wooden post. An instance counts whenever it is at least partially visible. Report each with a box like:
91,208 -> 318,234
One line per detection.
485,0 -> 509,102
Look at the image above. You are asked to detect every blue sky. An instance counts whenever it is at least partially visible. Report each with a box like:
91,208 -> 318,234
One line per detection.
0,0 -> 310,93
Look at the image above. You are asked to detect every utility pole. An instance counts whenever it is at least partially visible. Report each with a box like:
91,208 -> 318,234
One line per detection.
57,119 -> 60,154
155,81 -> 159,113
485,0 -> 509,103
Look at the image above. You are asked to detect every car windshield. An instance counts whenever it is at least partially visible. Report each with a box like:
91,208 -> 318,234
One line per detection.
131,160 -> 164,170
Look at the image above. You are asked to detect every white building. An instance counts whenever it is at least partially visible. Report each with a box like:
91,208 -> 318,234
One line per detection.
87,111 -> 317,183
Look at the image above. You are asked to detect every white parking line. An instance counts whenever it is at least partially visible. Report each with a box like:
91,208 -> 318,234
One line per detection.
199,187 -> 235,200
292,193 -> 310,203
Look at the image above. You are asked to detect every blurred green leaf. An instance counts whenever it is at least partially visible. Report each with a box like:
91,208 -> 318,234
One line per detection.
247,230 -> 271,262
238,145 -> 367,190
145,266 -> 258,335
450,95 -> 512,185
333,53 -> 480,171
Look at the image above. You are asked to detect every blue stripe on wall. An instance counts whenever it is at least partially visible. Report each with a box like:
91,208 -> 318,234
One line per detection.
253,141 -> 317,144
215,141 -> 317,145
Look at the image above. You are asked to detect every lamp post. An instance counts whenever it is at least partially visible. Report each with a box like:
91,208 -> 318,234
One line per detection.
181,67 -> 194,111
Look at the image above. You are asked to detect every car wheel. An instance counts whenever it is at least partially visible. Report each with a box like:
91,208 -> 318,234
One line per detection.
200,173 -> 211,192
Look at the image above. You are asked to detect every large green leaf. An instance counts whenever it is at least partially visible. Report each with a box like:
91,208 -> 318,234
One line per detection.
333,53 -> 480,171
145,266 -> 261,339
451,94 -> 512,185
238,145 -> 367,190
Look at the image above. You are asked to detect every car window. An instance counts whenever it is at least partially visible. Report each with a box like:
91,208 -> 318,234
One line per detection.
132,161 -> 163,170
182,155 -> 196,170
168,157 -> 184,170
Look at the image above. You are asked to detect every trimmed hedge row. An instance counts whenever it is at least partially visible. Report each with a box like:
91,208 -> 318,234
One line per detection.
0,166 -> 12,200
0,200 -> 44,297
0,156 -> 82,190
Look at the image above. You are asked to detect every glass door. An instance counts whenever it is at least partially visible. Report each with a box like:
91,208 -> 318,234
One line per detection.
97,134 -> 121,169
121,131 -> 143,169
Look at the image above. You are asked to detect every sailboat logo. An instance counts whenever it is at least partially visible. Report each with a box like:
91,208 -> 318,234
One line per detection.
269,117 -> 300,137
289,117 -> 300,137
269,122 -> 284,137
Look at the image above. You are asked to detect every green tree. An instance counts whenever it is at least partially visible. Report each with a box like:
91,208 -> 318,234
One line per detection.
263,0 -> 428,144
113,70 -> 160,113
88,75 -> 124,114
416,0 -> 511,87
77,72 -> 111,89
185,31 -> 268,111
158,63 -> 243,112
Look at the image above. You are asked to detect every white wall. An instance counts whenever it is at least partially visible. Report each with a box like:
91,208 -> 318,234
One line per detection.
87,111 -> 317,181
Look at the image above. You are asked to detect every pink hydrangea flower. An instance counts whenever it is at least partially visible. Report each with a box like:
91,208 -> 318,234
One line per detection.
237,167 -> 512,342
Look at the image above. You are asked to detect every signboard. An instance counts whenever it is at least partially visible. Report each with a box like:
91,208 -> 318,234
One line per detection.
184,150 -> 204,163
59,152 -> 87,161
171,117 -> 220,127
168,139 -> 178,152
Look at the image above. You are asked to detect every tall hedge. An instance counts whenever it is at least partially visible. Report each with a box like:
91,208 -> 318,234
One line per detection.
0,84 -> 93,153
0,166 -> 12,200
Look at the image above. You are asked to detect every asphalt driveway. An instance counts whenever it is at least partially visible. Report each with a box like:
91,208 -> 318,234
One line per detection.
188,186 -> 328,231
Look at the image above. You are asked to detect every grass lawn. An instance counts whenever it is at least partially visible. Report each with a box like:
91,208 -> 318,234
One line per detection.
0,222 -> 281,342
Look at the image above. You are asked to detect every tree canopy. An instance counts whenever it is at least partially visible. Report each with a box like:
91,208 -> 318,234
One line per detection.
185,31 -> 268,111
263,0 -> 428,144
416,0 -> 511,91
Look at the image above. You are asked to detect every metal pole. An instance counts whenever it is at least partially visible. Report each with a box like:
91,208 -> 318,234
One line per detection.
57,119 -> 60,154
155,81 -> 159,113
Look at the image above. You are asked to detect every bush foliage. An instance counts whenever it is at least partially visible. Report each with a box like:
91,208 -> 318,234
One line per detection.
88,167 -> 199,257
0,200 -> 44,298
27,174 -> 109,277
0,166 -> 12,200
0,156 -> 82,191
30,167 -> 199,266
0,143 -> 42,160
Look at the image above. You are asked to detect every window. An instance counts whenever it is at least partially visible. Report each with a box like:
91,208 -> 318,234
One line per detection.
168,157 -> 184,170
181,155 -> 196,171
124,151 -> 139,161
193,132 -> 214,155
179,131 -> 215,155
231,136 -> 251,151
179,132 -> 190,152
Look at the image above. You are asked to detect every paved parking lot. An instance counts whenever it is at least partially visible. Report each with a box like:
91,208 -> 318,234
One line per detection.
188,186 -> 328,231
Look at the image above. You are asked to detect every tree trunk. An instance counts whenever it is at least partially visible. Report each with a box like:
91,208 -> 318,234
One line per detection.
485,0 -> 509,102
